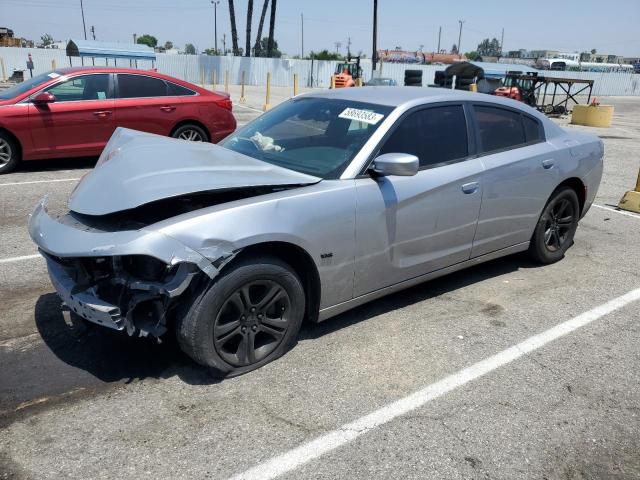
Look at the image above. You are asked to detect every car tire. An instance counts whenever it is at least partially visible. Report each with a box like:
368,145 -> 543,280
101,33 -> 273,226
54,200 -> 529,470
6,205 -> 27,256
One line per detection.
171,124 -> 209,142
0,131 -> 20,174
176,255 -> 305,377
529,187 -> 580,264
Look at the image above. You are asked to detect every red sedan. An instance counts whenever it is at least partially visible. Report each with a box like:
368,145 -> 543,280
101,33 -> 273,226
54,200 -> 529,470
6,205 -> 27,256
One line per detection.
0,67 -> 236,173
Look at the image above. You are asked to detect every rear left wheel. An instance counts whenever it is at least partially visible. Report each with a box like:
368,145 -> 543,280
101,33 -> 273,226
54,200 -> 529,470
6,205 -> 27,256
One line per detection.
529,187 -> 580,264
171,124 -> 209,142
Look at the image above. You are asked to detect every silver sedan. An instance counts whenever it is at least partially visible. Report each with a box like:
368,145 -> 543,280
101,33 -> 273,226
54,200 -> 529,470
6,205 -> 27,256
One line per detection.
29,87 -> 604,376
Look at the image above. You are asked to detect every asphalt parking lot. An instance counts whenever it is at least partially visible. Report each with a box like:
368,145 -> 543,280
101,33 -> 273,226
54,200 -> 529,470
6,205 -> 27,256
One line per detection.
1,93 -> 640,480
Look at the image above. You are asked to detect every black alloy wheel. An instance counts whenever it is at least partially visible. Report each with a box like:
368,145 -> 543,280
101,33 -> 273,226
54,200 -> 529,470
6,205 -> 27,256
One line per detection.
176,255 -> 305,377
529,187 -> 580,264
542,197 -> 575,253
213,280 -> 292,367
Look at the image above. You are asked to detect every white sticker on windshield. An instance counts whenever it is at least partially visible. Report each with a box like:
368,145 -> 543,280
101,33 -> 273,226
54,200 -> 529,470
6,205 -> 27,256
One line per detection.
48,72 -> 61,78
338,108 -> 384,125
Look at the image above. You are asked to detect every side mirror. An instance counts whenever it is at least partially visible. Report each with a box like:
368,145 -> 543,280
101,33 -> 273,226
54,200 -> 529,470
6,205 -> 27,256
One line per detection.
371,153 -> 419,177
33,92 -> 56,104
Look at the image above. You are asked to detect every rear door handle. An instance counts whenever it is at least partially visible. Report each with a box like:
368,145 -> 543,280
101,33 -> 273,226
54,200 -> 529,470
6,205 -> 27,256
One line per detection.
160,105 -> 176,112
542,159 -> 555,169
461,181 -> 479,194
92,110 -> 112,117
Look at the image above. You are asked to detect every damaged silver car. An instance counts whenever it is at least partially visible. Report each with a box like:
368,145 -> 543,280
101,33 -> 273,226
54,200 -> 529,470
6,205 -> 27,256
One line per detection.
29,88 -> 603,376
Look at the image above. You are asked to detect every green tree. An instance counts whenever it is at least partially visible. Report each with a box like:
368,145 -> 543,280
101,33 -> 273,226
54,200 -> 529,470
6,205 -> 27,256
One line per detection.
465,51 -> 480,61
451,44 -> 458,54
40,34 -> 54,47
590,48 -> 597,55
476,38 -> 501,56
164,40 -> 173,50
137,34 -> 158,48
254,37 -> 281,58
184,43 -> 196,55
204,48 -> 222,56
309,49 -> 342,61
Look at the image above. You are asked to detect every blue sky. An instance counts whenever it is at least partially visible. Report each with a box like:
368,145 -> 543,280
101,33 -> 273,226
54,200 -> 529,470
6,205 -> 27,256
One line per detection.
2,0 -> 639,57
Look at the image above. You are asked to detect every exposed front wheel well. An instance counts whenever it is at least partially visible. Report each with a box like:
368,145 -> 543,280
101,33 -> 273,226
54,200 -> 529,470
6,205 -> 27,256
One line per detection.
170,120 -> 211,142
227,242 -> 322,323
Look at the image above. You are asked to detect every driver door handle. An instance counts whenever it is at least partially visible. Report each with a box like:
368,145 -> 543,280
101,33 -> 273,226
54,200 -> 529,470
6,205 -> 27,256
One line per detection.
160,105 -> 176,112
461,182 -> 479,194
92,110 -> 112,117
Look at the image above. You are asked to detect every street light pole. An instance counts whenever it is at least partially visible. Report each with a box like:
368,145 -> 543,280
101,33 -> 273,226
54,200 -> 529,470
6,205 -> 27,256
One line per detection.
301,13 -> 304,58
457,19 -> 465,55
212,1 -> 220,53
372,0 -> 378,74
80,0 -> 87,40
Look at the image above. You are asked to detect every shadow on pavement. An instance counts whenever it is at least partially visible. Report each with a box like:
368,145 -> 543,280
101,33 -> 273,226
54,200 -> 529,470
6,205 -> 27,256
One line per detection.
19,156 -> 97,172
33,293 -> 214,386
32,253 -> 538,387
301,253 -> 537,340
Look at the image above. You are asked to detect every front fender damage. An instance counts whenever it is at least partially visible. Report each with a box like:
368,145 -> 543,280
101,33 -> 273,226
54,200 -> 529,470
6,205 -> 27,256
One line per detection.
30,197 -> 241,339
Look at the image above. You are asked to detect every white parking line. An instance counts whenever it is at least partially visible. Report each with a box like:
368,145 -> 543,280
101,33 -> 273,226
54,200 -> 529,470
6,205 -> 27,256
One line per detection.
592,203 -> 640,219
0,178 -> 80,187
0,254 -> 41,264
234,103 -> 265,113
228,287 -> 640,480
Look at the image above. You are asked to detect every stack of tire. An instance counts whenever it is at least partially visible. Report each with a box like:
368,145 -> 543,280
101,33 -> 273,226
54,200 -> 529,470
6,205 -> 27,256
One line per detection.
404,69 -> 423,87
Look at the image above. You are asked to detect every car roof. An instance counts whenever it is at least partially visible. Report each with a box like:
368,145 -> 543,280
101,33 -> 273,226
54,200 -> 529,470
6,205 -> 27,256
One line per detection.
305,86 -> 556,125
52,66 -> 208,92
306,86 -> 527,109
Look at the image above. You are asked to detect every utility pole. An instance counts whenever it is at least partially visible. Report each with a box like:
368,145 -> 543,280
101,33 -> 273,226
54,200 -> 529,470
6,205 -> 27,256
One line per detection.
133,33 -> 137,44
80,0 -> 87,40
222,33 -> 227,55
437,26 -> 441,53
211,1 -> 219,53
347,36 -> 352,58
301,13 -> 304,58
457,19 -> 465,55
372,0 -> 378,73
90,25 -> 95,40
335,41 -> 342,55
500,27 -> 504,57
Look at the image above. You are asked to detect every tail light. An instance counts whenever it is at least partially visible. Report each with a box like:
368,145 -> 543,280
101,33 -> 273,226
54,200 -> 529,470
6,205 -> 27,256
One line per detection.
215,96 -> 233,111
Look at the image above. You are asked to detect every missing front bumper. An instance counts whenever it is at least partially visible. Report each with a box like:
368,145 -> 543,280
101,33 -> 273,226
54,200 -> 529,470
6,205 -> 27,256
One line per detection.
46,255 -> 125,331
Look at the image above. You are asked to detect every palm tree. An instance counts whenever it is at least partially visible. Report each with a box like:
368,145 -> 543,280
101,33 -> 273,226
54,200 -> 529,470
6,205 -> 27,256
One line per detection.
245,0 -> 253,57
253,0 -> 269,56
228,0 -> 239,55
267,0 -> 277,57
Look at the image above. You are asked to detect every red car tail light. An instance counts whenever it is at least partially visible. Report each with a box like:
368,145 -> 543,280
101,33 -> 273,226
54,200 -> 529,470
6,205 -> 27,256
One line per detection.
215,97 -> 233,111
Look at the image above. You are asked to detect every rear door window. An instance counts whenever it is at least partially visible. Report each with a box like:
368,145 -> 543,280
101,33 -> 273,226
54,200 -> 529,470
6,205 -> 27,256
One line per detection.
117,74 -> 168,98
168,82 -> 197,96
473,105 -> 526,153
523,115 -> 544,143
379,105 -> 468,168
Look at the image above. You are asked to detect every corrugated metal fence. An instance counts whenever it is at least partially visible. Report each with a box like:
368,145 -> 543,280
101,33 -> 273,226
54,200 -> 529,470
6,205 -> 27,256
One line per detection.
2,47 -> 639,96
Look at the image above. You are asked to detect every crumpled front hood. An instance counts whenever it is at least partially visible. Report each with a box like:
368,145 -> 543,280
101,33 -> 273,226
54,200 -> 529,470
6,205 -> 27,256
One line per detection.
69,128 -> 321,216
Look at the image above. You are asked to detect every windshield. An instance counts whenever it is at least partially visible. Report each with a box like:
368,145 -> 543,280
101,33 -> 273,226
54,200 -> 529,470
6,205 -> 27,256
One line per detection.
220,97 -> 393,179
0,70 -> 60,100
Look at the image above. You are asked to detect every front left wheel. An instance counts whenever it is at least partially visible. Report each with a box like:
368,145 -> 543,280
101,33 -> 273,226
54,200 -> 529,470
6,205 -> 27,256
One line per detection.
176,256 -> 305,377
0,132 -> 20,174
